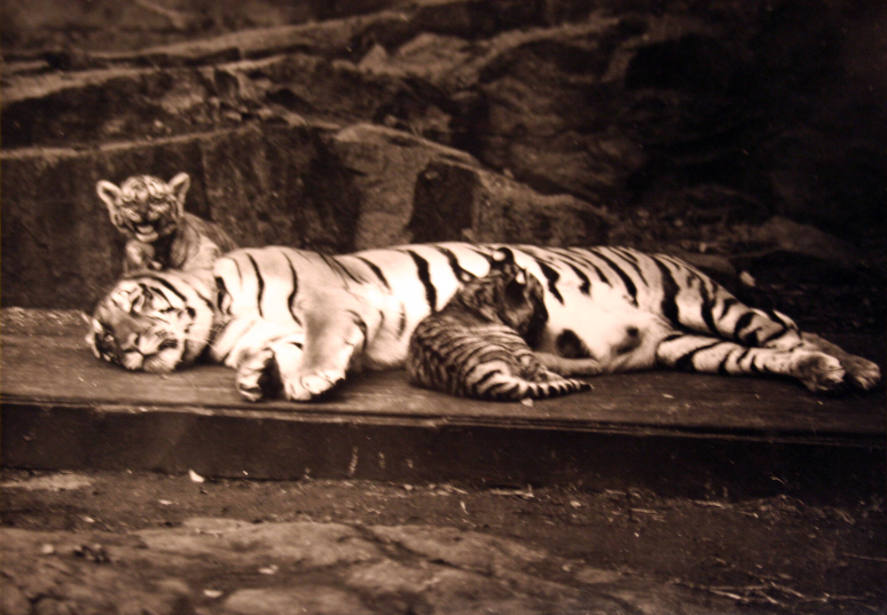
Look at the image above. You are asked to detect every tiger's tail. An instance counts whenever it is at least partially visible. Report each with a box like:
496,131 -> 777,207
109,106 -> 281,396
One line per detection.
470,371 -> 591,401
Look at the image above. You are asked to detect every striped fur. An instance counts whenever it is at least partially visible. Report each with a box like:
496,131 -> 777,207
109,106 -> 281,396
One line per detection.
88,242 -> 882,400
407,253 -> 591,400
97,173 -> 237,273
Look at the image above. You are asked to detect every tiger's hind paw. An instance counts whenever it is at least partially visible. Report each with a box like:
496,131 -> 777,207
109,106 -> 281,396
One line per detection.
284,368 -> 346,401
236,348 -> 281,401
796,352 -> 846,394
842,356 -> 882,391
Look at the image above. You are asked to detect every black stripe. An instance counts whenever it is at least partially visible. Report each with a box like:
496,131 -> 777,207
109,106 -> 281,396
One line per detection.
733,312 -> 755,342
191,285 -> 216,313
612,247 -> 648,286
698,276 -> 718,335
760,324 -> 789,346
282,253 -> 302,325
674,341 -> 722,371
567,262 -> 591,295
530,258 -> 563,304
548,249 -> 592,294
591,248 -> 638,305
356,256 -> 391,290
718,297 -> 739,320
139,274 -> 191,306
436,246 -> 474,282
331,255 -> 365,285
405,250 -> 437,311
397,304 -> 407,338
246,254 -> 265,318
215,276 -> 231,315
652,259 -> 680,325
321,254 -> 358,284
471,368 -> 501,389
562,249 -> 609,283
347,310 -> 369,352
717,350 -> 733,375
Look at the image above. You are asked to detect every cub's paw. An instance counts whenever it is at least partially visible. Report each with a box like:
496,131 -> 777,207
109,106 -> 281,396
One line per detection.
283,368 -> 346,401
236,348 -> 281,401
841,355 -> 882,391
796,352 -> 846,393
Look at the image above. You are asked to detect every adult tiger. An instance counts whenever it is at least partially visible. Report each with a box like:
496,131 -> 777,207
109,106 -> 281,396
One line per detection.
87,243 -> 882,401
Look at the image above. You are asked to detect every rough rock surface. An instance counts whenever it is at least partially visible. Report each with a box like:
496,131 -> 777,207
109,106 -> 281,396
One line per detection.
3,470 -> 885,615
2,0 -> 885,322
0,515 -> 743,615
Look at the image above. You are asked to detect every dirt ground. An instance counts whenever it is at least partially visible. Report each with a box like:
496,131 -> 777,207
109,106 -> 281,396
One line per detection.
2,468 -> 886,613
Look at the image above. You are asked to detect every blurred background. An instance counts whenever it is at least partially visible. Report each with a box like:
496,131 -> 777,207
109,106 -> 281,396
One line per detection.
2,0 -> 885,335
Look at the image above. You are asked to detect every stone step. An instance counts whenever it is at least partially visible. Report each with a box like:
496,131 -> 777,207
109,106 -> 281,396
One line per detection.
2,309 -> 883,500
0,124 -> 611,311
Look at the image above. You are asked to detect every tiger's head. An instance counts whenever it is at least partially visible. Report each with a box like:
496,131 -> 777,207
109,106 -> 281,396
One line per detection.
87,270 -> 217,373
96,173 -> 189,243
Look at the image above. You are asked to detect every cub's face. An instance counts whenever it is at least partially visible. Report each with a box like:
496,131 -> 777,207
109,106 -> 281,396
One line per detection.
88,273 -> 215,373
96,173 -> 190,243
455,260 -> 549,345
495,264 -> 548,343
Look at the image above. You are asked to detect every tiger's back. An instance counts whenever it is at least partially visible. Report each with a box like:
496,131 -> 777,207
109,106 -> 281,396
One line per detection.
406,256 -> 592,401
89,241 -> 882,401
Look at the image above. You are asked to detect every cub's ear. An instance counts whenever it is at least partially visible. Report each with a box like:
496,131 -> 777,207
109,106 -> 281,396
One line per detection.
97,179 -> 125,227
168,172 -> 191,204
456,269 -> 476,284
505,268 -> 529,299
96,179 -> 121,209
490,247 -> 515,270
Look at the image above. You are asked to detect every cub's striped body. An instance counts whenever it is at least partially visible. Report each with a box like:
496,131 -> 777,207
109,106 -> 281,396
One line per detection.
88,242 -> 882,401
407,252 -> 592,400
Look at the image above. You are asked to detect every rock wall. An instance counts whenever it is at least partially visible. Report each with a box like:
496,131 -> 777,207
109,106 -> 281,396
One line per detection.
2,0 -> 885,310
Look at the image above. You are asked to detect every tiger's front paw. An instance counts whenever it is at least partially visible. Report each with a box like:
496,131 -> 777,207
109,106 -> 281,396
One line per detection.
796,352 -> 846,394
236,348 -> 281,401
283,369 -> 346,401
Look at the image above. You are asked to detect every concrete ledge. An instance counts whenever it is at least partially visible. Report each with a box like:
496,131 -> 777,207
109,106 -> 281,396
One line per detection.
2,309 -> 884,499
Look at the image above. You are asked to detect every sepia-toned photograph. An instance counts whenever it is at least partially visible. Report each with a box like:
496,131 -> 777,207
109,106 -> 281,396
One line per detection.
1,1 -> 885,612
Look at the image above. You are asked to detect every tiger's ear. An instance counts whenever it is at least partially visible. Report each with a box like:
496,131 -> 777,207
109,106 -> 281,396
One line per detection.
97,179 -> 125,228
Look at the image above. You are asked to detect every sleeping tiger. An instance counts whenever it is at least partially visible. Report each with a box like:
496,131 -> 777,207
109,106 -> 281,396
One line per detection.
87,242 -> 882,401
407,249 -> 594,400
96,173 -> 237,273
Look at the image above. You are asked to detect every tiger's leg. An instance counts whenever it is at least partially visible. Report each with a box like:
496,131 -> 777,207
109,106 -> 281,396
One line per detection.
283,287 -> 383,401
655,332 -> 846,393
217,318 -> 305,401
657,256 -> 881,390
717,309 -> 882,391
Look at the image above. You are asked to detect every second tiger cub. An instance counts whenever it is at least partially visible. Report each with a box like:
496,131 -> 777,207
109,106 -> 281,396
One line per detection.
97,172 -> 237,273
407,251 -> 594,401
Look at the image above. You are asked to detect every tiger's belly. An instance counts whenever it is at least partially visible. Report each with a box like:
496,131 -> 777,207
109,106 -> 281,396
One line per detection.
355,282 -> 669,374
537,287 -> 671,373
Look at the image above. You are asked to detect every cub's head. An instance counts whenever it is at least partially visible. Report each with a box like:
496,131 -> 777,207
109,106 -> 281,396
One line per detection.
96,173 -> 190,243
87,270 -> 216,373
454,249 -> 548,344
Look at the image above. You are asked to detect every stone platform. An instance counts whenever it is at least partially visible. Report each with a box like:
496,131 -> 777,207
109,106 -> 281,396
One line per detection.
2,308 -> 884,499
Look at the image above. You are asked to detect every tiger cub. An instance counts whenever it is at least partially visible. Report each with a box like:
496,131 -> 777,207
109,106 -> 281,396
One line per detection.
96,172 -> 237,273
407,251 -> 592,401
